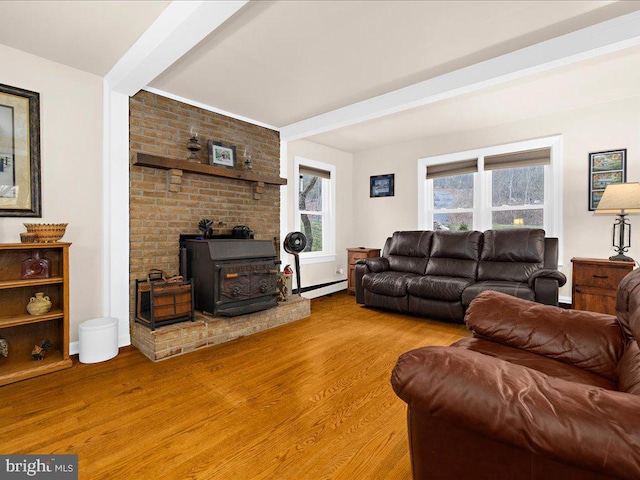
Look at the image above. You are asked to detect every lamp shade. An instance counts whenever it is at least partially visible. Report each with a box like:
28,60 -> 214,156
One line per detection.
595,182 -> 640,215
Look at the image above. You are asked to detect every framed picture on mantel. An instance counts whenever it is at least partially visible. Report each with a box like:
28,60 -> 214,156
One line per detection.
208,140 -> 236,169
0,83 -> 41,217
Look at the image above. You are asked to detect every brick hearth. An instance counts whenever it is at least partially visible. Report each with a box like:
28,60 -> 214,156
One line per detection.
132,296 -> 310,362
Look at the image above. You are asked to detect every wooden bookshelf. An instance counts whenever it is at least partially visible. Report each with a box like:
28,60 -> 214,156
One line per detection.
0,243 -> 72,386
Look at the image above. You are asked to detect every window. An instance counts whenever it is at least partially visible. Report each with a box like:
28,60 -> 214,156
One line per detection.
428,158 -> 476,231
419,136 -> 562,237
294,157 -> 336,262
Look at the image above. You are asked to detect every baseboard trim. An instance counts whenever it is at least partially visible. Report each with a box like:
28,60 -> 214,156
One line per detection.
301,281 -> 347,299
559,295 -> 572,309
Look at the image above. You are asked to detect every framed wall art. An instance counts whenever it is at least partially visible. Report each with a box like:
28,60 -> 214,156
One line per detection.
208,140 -> 236,169
0,83 -> 41,217
370,174 -> 395,198
588,149 -> 626,211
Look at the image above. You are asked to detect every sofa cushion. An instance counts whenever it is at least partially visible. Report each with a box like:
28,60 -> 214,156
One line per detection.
481,229 -> 545,262
407,275 -> 475,302
386,231 -> 433,274
452,337 -> 616,390
364,290 -> 409,313
362,271 -> 422,297
408,296 -> 466,322
462,280 -> 535,306
618,340 -> 640,395
426,231 -> 482,279
478,229 -> 544,282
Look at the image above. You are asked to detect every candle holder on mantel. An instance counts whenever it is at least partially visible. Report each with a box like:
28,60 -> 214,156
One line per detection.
243,146 -> 254,171
186,128 -> 201,162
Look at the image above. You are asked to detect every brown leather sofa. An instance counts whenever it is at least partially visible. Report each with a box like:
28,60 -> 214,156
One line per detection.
355,228 -> 566,322
391,268 -> 640,480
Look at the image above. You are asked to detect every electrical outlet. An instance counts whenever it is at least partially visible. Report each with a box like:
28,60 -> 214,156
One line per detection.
336,266 -> 344,275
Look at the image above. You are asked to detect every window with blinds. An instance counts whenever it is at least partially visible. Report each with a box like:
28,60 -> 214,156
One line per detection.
425,145 -> 553,232
295,158 -> 336,260
428,159 -> 477,231
488,148 -> 549,229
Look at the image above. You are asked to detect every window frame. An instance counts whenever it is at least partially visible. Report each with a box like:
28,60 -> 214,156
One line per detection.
294,156 -> 336,264
418,135 -> 563,257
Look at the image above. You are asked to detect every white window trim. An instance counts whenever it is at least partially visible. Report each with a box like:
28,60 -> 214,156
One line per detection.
294,156 -> 337,264
417,135 -> 563,263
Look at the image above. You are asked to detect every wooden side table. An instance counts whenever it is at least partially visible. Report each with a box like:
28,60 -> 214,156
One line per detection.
347,247 -> 381,295
571,257 -> 634,315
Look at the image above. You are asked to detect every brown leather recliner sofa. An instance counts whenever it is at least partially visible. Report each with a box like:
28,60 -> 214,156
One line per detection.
391,268 -> 640,480
355,228 -> 566,322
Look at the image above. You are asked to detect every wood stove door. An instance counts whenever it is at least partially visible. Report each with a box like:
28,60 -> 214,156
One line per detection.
217,261 -> 278,306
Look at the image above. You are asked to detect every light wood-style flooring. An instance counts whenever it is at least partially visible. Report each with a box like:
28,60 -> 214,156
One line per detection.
0,292 -> 469,480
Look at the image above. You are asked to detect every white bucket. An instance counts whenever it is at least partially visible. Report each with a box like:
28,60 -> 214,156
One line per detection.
78,317 -> 119,364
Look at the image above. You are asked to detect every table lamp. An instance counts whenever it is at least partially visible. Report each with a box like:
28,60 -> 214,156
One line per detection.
595,182 -> 640,262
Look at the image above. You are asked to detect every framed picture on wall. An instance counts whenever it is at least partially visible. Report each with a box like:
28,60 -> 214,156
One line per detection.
370,174 -> 395,198
588,149 -> 626,211
0,83 -> 41,217
208,140 -> 236,169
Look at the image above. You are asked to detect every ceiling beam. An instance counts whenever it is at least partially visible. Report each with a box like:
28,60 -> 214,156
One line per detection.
280,10 -> 640,142
105,0 -> 248,96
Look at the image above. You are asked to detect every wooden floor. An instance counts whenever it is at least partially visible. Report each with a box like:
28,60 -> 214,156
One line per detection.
0,292 -> 469,480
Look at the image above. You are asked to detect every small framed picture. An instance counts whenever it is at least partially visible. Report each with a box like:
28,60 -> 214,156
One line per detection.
370,174 -> 395,198
208,140 -> 236,168
588,149 -> 626,210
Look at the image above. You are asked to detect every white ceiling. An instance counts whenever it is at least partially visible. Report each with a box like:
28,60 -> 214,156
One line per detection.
0,1 -> 170,76
1,0 -> 640,153
307,45 -> 640,152
150,0 -> 638,127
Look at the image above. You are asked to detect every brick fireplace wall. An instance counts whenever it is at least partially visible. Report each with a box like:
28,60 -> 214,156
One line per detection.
129,90 -> 282,320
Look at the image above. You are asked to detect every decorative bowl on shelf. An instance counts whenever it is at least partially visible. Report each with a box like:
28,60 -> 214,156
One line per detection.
19,232 -> 37,243
23,223 -> 68,243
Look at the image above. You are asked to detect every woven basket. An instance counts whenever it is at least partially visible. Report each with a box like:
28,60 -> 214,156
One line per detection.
20,232 -> 38,243
23,223 -> 68,243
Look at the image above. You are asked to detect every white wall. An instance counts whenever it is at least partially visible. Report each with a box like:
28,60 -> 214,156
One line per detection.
285,140 -> 353,297
352,95 -> 640,300
0,44 -> 104,345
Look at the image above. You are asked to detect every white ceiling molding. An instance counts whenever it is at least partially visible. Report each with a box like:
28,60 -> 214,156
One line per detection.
280,10 -> 640,142
143,86 -> 279,131
105,0 -> 248,96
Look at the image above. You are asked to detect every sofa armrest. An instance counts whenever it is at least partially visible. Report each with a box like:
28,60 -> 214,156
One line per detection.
354,258 -> 388,304
528,269 -> 566,306
391,346 -> 640,480
528,268 -> 567,288
532,276 -> 560,306
465,290 -> 625,380
355,257 -> 389,272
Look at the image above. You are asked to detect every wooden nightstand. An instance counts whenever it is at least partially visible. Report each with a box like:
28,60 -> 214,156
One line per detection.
347,247 -> 381,295
571,258 -> 634,315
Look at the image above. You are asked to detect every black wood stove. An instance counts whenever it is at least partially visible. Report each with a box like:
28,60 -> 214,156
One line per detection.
180,236 -> 280,317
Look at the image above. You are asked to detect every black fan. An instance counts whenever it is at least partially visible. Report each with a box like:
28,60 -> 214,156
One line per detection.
283,232 -> 307,295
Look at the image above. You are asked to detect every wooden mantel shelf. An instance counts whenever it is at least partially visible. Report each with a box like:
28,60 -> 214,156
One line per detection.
133,153 -> 287,186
